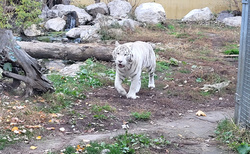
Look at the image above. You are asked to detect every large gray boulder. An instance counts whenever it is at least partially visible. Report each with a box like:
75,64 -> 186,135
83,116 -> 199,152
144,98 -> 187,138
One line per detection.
23,24 -> 42,37
51,4 -> 92,25
93,13 -> 119,27
216,11 -> 234,22
47,10 -> 59,18
107,0 -> 132,18
182,7 -> 214,22
134,2 -> 166,24
45,17 -> 66,31
66,25 -> 100,39
222,16 -> 241,27
118,18 -> 140,31
93,13 -> 139,31
86,2 -> 109,18
80,26 -> 100,42
39,5 -> 49,19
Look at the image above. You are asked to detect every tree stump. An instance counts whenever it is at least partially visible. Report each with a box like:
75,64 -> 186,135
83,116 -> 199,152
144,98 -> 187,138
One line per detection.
0,29 -> 54,97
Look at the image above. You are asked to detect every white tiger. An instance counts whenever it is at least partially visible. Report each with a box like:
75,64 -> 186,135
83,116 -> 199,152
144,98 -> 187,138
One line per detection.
112,41 -> 156,99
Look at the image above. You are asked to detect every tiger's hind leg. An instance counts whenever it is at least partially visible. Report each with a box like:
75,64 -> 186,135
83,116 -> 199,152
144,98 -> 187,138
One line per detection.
148,66 -> 155,89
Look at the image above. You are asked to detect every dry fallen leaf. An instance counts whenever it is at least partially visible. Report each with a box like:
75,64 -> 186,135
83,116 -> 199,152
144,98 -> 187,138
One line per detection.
46,127 -> 55,130
30,146 -> 37,150
25,125 -> 42,129
76,145 -> 84,152
178,134 -> 183,138
12,105 -> 26,110
38,97 -> 46,103
196,110 -> 206,116
11,127 -> 19,132
36,136 -> 42,140
50,113 -> 57,118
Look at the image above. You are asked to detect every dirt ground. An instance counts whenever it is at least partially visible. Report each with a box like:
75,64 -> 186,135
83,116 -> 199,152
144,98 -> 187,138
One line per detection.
0,21 -> 240,153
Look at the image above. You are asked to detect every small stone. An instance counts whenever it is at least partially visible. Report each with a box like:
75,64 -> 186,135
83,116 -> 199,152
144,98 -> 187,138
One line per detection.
101,149 -> 110,154
83,139 -> 90,143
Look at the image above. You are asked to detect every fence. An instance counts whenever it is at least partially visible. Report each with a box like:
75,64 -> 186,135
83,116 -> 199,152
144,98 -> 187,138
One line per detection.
234,0 -> 250,128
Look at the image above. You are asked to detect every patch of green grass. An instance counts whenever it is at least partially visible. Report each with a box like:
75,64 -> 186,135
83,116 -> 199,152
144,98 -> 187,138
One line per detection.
204,73 -> 224,83
43,58 -> 114,113
200,91 -> 211,97
196,77 -> 203,83
41,93 -> 72,113
175,33 -> 190,38
91,104 -> 115,120
169,57 -> 179,66
0,135 -> 10,150
77,68 -> 103,88
156,61 -> 170,72
154,48 -> 165,53
64,146 -> 77,154
47,74 -> 87,99
91,104 -> 115,113
155,23 -> 167,30
179,69 -> 191,74
131,111 -> 151,121
167,24 -> 175,31
224,49 -> 239,55
51,133 -> 171,154
93,114 -> 108,120
48,59 -> 113,97
223,44 -> 239,55
215,119 -> 250,153
85,134 -> 170,154
146,23 -> 167,31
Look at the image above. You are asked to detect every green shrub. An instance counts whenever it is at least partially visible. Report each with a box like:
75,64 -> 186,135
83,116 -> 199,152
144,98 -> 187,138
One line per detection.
223,44 -> 239,55
0,0 -> 42,30
131,111 -> 151,121
215,119 -> 250,153
224,49 -> 239,55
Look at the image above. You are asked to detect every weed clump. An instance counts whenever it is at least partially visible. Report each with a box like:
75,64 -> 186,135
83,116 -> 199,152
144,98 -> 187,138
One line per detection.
215,119 -> 250,153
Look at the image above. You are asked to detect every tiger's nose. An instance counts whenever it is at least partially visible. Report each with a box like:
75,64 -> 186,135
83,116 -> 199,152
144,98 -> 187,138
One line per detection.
118,60 -> 122,63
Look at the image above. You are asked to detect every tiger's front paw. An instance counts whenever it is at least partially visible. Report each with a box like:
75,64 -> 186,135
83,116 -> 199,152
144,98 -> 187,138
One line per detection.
117,89 -> 127,96
126,93 -> 140,99
148,84 -> 155,89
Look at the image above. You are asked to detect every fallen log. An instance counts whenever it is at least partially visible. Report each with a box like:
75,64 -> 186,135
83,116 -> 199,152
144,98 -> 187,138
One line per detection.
0,29 -> 54,97
17,41 -> 114,61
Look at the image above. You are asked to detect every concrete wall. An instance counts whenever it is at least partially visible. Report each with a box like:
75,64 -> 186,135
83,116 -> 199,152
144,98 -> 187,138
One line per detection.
71,0 -> 241,19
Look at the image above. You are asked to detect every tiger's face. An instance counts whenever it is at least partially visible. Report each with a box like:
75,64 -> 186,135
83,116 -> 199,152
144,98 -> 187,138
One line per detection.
113,45 -> 133,69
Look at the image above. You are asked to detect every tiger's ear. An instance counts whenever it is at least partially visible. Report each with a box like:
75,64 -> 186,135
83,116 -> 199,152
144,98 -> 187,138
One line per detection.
115,41 -> 120,47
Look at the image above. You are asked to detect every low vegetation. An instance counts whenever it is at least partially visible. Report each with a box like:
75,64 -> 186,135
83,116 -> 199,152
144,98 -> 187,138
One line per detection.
215,119 -> 250,154
0,0 -> 42,30
223,44 -> 239,55
131,111 -> 151,121
49,133 -> 171,154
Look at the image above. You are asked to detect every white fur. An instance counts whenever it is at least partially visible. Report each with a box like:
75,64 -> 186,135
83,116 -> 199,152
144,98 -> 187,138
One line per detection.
112,41 -> 156,99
